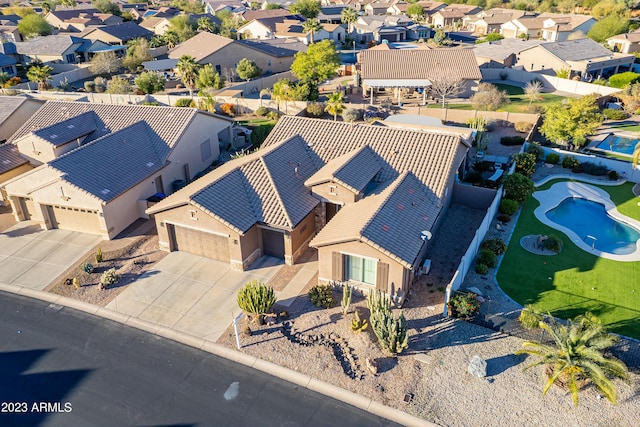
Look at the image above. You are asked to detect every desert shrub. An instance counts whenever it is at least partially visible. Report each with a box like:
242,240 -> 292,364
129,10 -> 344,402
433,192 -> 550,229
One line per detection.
481,238 -> 507,255
84,81 -> 95,92
306,102 -> 324,117
4,76 -> 20,87
603,108 -> 628,120
237,280 -> 276,316
478,248 -> 497,268
526,144 -> 543,160
500,198 -> 519,215
220,102 -> 235,116
519,305 -> 543,330
175,98 -> 195,107
497,213 -> 511,222
500,136 -> 525,146
561,156 -> 580,168
266,111 -> 280,121
99,268 -> 120,289
542,235 -> 563,253
580,162 -> 609,176
342,108 -> 363,122
81,262 -> 94,274
514,152 -> 537,176
514,121 -> 533,133
546,153 -> 560,164
470,83 -> 508,111
308,284 -> 334,308
608,170 -> 619,180
255,106 -> 269,116
449,292 -> 480,318
475,263 -> 489,275
503,172 -> 534,202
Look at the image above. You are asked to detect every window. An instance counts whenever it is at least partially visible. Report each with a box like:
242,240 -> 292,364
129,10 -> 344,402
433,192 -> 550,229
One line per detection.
345,254 -> 376,285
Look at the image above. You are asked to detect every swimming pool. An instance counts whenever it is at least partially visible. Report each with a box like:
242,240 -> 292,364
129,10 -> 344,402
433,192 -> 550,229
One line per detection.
545,197 -> 640,255
596,134 -> 639,156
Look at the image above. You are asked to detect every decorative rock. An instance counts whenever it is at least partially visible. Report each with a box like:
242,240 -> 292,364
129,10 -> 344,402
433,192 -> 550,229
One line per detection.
468,355 -> 487,378
366,357 -> 379,375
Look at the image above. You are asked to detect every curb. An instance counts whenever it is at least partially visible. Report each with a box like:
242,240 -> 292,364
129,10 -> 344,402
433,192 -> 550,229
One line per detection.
0,283 -> 438,427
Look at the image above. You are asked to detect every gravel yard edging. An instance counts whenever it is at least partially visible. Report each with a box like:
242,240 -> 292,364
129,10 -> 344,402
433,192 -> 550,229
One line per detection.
0,283 -> 439,427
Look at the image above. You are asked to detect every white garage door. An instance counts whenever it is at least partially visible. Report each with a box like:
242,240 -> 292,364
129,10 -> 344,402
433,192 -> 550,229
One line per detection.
170,224 -> 230,262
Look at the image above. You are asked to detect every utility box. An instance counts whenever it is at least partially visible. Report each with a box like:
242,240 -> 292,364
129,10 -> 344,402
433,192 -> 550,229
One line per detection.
420,259 -> 431,275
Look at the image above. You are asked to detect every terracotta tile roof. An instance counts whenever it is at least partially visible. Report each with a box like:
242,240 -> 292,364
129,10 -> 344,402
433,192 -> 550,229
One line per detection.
168,32 -> 234,62
0,143 -> 27,174
311,171 -> 441,267
305,145 -> 382,193
359,48 -> 481,81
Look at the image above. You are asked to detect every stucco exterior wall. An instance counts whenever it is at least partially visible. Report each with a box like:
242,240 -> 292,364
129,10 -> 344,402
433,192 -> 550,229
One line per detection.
289,209 -> 317,263
310,182 -> 358,205
0,163 -> 34,203
516,46 -> 566,74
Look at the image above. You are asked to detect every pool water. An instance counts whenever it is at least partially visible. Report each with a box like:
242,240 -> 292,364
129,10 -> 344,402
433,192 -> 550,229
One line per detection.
545,198 -> 640,255
596,134 -> 639,155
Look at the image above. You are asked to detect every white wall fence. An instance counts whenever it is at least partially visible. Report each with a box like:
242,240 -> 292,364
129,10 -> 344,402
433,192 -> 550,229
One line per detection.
13,65 -> 94,90
481,68 -> 622,97
525,142 -> 640,184
443,185 -> 504,316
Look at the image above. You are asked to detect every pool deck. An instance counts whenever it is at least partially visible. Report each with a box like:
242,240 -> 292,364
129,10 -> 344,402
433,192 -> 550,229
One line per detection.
533,181 -> 640,261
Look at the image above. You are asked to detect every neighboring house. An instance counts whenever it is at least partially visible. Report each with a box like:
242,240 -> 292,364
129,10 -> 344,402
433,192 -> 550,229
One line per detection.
3,102 -> 234,239
516,38 -> 635,80
500,15 -> 546,39
82,22 -> 154,45
540,13 -> 595,42
406,23 -> 433,41
465,10 -> 526,36
237,8 -> 293,22
0,24 -> 22,43
358,47 -> 481,102
0,96 -> 44,143
318,5 -> 352,24
13,35 -> 88,65
431,5 -> 482,28
353,14 -> 413,44
473,38 -> 544,68
147,116 -> 472,304
45,9 -> 123,31
316,23 -> 347,44
237,15 -> 305,40
169,32 -> 305,75
140,16 -> 172,36
387,1 -> 446,18
203,0 -> 245,16
364,1 -> 394,15
607,29 -> 640,54
0,52 -> 17,76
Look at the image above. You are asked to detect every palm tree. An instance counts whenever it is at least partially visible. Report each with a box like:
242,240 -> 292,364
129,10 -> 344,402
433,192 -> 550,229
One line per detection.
26,65 -> 53,91
197,17 -> 215,33
516,312 -> 629,406
324,91 -> 345,121
303,18 -> 322,44
175,55 -> 200,97
341,7 -> 358,35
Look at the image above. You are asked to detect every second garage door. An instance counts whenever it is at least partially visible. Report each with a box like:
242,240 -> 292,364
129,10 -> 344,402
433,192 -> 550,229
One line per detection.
261,228 -> 285,258
170,224 -> 230,262
46,205 -> 102,234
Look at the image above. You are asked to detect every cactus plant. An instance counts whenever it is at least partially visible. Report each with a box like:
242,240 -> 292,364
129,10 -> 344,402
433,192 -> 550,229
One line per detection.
308,284 -> 334,308
237,280 -> 276,322
370,308 -> 409,354
99,268 -> 120,289
367,289 -> 391,316
72,277 -> 81,289
81,262 -> 94,274
341,283 -> 352,315
95,247 -> 103,263
351,309 -> 368,332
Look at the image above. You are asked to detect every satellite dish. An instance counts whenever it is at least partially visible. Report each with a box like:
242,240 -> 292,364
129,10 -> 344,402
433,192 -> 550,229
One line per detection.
420,230 -> 432,241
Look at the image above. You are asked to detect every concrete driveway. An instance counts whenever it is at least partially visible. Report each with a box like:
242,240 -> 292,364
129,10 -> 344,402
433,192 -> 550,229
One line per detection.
106,252 -> 282,342
0,221 -> 102,290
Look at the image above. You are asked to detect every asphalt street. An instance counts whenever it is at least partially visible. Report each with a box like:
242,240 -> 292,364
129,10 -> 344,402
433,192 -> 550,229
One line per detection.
0,291 -> 402,427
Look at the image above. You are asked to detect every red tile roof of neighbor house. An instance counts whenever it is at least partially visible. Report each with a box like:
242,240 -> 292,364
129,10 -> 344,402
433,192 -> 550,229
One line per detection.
358,48 -> 482,81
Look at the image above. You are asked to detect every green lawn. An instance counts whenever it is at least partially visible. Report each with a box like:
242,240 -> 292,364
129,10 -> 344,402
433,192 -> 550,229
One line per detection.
427,83 -> 566,112
496,179 -> 640,339
610,123 -> 640,132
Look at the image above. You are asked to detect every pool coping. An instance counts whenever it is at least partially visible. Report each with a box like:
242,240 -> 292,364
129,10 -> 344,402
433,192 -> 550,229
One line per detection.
532,181 -> 640,262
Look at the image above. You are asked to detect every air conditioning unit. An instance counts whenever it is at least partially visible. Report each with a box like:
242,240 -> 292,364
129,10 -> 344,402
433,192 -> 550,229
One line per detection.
420,259 -> 431,275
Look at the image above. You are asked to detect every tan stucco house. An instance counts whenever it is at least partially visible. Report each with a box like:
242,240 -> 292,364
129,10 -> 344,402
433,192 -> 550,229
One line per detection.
607,29 -> 640,54
2,102 -> 233,239
147,117 -> 471,302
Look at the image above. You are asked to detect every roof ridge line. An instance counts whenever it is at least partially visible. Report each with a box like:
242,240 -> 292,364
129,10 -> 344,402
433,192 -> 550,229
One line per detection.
360,171 -> 412,235
260,155 -> 294,230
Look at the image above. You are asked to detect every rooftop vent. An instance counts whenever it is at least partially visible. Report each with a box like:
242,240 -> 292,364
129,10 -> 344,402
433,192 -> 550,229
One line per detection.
420,230 -> 432,241
100,189 -> 110,195
146,162 -> 154,167
381,224 -> 390,232
67,124 -> 75,129
50,134 -> 58,139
